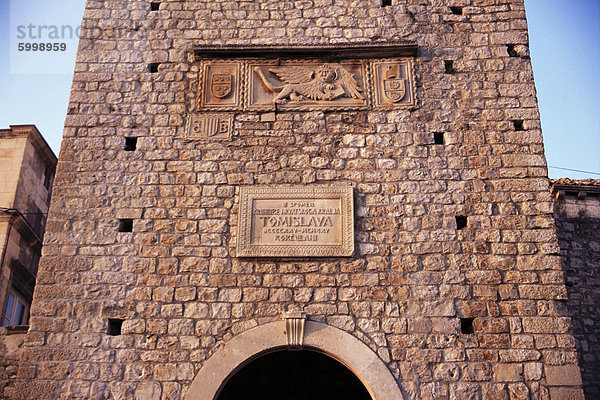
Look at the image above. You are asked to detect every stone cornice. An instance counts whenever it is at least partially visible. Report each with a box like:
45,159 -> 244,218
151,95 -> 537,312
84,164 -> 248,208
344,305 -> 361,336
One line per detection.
2,125 -> 57,169
0,210 -> 42,249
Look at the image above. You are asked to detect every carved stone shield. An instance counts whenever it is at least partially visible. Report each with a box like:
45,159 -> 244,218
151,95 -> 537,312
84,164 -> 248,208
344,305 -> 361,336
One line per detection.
210,74 -> 232,99
383,78 -> 406,103
188,114 -> 232,140
202,117 -> 228,137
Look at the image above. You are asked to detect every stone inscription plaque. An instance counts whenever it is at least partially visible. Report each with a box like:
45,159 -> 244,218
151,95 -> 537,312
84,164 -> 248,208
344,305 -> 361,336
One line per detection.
237,186 -> 354,257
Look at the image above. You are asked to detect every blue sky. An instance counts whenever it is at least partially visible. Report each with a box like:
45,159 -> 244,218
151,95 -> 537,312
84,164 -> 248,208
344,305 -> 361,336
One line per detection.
0,0 -> 598,179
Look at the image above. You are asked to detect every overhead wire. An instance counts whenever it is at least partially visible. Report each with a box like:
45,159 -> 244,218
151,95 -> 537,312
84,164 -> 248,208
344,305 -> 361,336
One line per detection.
548,166 -> 600,176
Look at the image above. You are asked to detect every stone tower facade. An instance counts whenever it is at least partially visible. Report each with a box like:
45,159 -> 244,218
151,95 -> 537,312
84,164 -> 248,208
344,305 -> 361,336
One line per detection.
7,1 -> 585,399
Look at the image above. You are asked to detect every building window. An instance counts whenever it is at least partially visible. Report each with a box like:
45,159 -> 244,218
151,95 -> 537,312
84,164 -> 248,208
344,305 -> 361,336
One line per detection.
3,290 -> 29,326
43,167 -> 53,190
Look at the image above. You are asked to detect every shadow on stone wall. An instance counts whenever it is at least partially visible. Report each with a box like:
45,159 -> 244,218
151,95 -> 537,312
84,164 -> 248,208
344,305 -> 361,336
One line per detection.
555,217 -> 600,399
0,326 -> 27,398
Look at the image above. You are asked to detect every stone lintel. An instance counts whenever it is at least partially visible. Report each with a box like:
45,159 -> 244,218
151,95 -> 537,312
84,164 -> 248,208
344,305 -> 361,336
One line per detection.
194,41 -> 418,60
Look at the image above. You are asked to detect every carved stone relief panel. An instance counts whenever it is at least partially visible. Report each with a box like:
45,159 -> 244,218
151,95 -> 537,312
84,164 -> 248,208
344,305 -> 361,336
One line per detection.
198,61 -> 242,110
371,59 -> 416,109
247,61 -> 369,111
196,58 -> 416,112
244,59 -> 278,112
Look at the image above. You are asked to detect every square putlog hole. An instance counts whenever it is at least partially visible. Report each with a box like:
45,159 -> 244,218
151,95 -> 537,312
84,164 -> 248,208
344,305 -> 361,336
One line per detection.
108,318 -> 124,336
381,0 -> 392,6
148,63 -> 160,73
118,219 -> 133,232
507,44 -> 518,57
124,137 -> 137,151
455,216 -> 467,230
460,318 -> 475,334
450,6 -> 463,15
150,2 -> 160,11
444,60 -> 454,74
434,132 -> 445,145
512,120 -> 524,131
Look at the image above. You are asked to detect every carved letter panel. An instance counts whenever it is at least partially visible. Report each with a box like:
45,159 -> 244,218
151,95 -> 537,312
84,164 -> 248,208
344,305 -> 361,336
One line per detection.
237,185 -> 355,257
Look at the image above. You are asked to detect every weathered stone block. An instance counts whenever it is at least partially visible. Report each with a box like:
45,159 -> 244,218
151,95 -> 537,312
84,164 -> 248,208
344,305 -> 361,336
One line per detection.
548,387 -> 585,400
545,364 -> 583,387
492,363 -> 523,382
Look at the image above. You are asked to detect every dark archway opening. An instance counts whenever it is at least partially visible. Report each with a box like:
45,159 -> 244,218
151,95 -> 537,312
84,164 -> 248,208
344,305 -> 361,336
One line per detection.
216,349 -> 373,400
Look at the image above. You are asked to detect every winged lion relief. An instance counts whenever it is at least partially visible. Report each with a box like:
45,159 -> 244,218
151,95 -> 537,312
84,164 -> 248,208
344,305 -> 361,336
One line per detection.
253,64 -> 364,104
246,62 -> 368,111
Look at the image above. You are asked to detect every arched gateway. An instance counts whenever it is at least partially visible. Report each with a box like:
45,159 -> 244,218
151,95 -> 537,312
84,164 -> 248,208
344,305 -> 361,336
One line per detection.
186,321 -> 405,400
216,350 -> 372,399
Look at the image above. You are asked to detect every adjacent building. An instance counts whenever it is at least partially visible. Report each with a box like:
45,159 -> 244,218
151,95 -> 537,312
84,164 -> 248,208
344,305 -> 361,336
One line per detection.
551,179 -> 600,399
0,125 -> 56,327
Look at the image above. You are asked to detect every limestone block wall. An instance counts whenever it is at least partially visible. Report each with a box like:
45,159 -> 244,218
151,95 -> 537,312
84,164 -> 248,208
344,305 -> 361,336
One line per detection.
0,135 -> 26,209
9,1 -> 583,399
